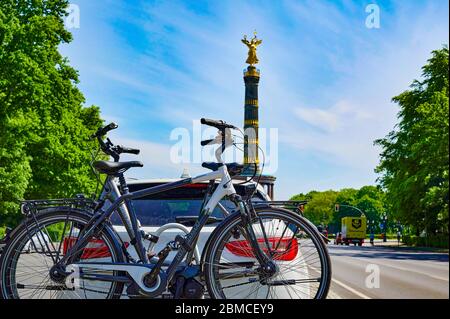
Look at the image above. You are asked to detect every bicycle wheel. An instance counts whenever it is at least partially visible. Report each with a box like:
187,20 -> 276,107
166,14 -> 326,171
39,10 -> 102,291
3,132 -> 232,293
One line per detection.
203,207 -> 331,299
0,208 -> 125,299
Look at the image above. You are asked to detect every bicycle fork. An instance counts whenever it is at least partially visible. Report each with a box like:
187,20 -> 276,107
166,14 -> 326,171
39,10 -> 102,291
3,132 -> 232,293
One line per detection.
229,194 -> 278,277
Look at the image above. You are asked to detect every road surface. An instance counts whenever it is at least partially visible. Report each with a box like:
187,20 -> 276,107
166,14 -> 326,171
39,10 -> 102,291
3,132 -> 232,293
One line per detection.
4,241 -> 449,299
326,243 -> 449,299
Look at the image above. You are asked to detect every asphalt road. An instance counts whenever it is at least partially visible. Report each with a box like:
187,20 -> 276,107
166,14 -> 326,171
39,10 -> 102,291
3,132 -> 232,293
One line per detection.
326,243 -> 449,299
3,240 -> 448,299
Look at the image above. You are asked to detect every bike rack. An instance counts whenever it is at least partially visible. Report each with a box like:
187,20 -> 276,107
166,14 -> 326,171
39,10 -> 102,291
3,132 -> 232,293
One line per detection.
20,197 -> 98,218
257,200 -> 307,215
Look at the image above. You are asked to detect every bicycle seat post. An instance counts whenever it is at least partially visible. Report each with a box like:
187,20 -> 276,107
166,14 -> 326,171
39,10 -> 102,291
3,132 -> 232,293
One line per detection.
119,172 -> 148,263
118,173 -> 129,195
221,127 -> 226,155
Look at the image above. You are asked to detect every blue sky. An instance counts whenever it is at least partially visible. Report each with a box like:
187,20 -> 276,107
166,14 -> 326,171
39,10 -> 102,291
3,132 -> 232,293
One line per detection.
61,0 -> 449,199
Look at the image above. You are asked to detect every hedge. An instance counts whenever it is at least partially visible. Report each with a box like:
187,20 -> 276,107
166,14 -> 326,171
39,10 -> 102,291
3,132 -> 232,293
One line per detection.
402,234 -> 449,249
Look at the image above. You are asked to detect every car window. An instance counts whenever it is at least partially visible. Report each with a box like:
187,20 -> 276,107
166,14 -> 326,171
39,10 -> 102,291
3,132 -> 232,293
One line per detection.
111,198 -> 237,227
124,182 -> 266,200
110,183 -> 264,227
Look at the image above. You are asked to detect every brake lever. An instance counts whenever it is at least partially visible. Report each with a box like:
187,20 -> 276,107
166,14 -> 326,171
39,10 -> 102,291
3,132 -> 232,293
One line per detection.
201,139 -> 215,146
202,130 -> 233,145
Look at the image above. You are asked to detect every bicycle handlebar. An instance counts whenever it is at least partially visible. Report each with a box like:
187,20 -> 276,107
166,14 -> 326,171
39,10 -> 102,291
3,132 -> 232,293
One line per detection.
116,145 -> 140,155
200,118 -> 237,130
199,119 -> 236,162
91,123 -> 140,161
91,122 -> 118,139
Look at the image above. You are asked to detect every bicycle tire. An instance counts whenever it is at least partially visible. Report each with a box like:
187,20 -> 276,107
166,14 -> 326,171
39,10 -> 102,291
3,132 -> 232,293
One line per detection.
0,208 -> 126,299
202,207 -> 332,299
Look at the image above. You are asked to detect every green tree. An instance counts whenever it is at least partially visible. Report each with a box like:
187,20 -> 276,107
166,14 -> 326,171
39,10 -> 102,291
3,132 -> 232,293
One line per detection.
0,0 -> 103,227
331,187 -> 386,233
329,188 -> 358,232
353,186 -> 385,220
291,186 -> 388,234
292,190 -> 338,226
375,47 -> 449,235
290,191 -> 317,202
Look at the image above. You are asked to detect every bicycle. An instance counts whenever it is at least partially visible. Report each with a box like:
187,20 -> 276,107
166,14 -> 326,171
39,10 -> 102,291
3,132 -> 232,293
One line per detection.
0,118 -> 331,299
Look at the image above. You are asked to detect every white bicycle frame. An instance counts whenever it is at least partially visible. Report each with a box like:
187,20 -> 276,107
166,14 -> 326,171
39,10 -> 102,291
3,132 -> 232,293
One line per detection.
61,139 -> 244,294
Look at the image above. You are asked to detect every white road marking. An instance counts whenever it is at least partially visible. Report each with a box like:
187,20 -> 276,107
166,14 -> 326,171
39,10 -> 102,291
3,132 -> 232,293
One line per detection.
311,261 -> 371,299
379,256 -> 450,275
376,262 -> 449,282
326,290 -> 342,299
345,255 -> 450,282
330,278 -> 372,299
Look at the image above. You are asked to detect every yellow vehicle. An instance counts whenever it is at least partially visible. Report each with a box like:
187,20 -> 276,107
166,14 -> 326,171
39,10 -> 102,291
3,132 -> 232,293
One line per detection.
341,216 -> 367,246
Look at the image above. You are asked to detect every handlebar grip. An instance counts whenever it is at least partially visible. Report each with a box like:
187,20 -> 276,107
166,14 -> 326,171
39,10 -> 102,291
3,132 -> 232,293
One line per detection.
201,139 -> 215,146
92,122 -> 118,138
101,122 -> 118,135
118,146 -> 140,155
200,118 -> 236,129
200,118 -> 220,126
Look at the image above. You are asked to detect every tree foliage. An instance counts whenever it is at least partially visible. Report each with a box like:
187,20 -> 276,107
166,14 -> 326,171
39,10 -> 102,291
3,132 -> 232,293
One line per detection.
291,186 -> 387,233
375,47 -> 449,235
0,0 -> 103,227
292,190 -> 338,226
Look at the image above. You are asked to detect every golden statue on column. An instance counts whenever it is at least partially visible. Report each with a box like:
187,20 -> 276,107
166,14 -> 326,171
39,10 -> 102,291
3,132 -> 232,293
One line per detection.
241,31 -> 262,66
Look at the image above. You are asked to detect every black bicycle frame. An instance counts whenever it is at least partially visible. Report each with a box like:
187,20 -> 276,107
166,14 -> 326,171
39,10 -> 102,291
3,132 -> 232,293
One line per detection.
58,174 -> 274,287
58,176 -> 193,266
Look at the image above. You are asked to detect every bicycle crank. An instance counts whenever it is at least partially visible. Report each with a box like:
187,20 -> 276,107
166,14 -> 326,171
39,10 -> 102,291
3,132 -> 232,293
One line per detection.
66,262 -> 168,298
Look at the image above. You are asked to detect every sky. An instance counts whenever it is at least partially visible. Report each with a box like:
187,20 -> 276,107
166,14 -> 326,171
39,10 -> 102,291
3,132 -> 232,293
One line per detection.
61,0 -> 449,199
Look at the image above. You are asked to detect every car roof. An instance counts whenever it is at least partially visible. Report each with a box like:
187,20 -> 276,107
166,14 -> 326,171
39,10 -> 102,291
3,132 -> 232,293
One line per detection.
125,178 -> 270,199
126,178 -> 181,184
127,178 -> 255,185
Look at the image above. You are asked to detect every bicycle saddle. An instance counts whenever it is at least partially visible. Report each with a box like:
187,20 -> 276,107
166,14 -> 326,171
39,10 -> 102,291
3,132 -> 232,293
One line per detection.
202,162 -> 244,176
93,160 -> 143,175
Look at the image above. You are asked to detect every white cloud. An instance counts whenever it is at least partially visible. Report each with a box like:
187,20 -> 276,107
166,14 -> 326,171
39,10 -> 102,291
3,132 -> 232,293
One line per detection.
293,100 -> 372,133
294,107 -> 339,132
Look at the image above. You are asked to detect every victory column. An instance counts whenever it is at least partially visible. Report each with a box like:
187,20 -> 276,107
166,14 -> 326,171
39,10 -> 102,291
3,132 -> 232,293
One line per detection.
238,32 -> 276,198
